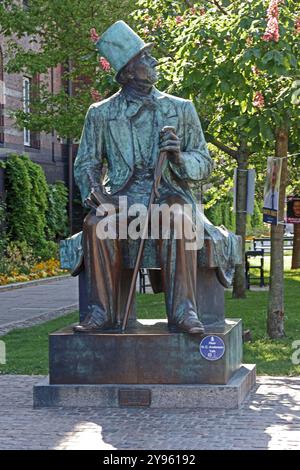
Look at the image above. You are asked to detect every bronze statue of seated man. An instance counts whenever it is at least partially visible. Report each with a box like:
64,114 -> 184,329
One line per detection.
71,21 -> 240,335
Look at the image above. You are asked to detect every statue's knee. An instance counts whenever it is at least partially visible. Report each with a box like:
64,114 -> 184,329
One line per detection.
170,207 -> 193,232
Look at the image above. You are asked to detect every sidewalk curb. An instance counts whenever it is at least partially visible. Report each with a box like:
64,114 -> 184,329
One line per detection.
0,304 -> 78,336
0,274 -> 71,293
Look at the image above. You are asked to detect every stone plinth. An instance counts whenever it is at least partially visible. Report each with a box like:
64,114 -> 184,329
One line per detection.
33,364 -> 256,409
48,319 -> 242,385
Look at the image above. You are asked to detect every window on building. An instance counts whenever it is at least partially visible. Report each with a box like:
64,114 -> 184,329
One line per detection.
0,47 -> 4,143
23,76 -> 31,146
30,74 -> 40,149
22,75 -> 40,149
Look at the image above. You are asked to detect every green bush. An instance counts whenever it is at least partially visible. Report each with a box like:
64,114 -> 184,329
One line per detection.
205,192 -> 236,231
46,181 -> 68,241
3,154 -> 69,266
35,239 -> 58,261
206,203 -> 222,226
2,241 -> 35,275
27,157 -> 49,245
205,191 -> 266,236
5,154 -> 48,248
0,199 -> 8,273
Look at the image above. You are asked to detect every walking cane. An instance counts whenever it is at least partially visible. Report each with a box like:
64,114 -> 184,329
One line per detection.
121,126 -> 176,332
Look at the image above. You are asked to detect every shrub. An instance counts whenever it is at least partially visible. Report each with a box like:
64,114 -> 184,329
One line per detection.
1,155 -> 69,279
0,199 -> 8,273
46,181 -> 68,241
35,239 -> 58,261
1,241 -> 35,276
5,154 -> 49,249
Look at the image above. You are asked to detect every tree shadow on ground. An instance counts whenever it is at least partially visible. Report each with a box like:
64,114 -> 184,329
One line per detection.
0,376 -> 299,450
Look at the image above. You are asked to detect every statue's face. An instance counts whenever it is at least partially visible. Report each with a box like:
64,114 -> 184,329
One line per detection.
132,50 -> 158,84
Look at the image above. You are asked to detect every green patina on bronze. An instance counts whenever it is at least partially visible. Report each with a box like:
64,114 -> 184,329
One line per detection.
60,20 -> 242,333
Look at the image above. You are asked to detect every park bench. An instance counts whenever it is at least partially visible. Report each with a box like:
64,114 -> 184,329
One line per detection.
138,269 -> 151,294
245,249 -> 265,289
252,237 -> 293,253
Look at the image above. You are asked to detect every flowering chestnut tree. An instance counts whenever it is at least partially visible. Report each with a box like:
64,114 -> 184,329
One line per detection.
134,0 -> 300,337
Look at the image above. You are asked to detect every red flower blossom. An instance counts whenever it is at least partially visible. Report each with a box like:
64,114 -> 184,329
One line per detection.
142,26 -> 150,37
262,0 -> 283,42
267,0 -> 279,19
251,65 -> 260,75
90,28 -> 100,43
262,16 -> 279,42
175,16 -> 183,24
152,17 -> 163,31
253,92 -> 265,109
99,57 -> 111,72
190,6 -> 205,15
295,17 -> 300,34
90,88 -> 102,102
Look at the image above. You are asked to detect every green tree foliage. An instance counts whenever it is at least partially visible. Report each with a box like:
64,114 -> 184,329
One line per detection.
133,0 -> 300,215
133,0 -> 300,312
134,0 -> 299,150
206,194 -> 265,235
0,0 -> 135,139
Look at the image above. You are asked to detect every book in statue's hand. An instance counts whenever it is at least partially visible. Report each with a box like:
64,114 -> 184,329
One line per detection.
84,195 -> 98,210
90,188 -> 119,215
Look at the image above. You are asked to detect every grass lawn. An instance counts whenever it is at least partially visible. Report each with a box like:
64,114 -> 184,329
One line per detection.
0,266 -> 300,376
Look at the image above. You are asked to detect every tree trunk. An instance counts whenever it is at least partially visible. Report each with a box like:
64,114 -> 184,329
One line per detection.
291,223 -> 300,269
232,142 -> 248,299
267,127 -> 288,339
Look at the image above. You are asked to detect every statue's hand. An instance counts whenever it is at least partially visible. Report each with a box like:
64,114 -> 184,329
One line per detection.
84,195 -> 98,210
90,188 -> 114,207
84,188 -> 115,211
159,128 -> 182,165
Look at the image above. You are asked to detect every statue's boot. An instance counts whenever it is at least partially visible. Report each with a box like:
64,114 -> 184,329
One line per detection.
73,315 -> 112,333
176,312 -> 205,334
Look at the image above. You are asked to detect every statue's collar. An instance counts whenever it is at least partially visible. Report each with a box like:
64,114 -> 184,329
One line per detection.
108,88 -> 176,119
121,86 -> 158,117
122,86 -> 157,101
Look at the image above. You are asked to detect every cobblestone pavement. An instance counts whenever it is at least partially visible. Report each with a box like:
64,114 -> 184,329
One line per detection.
0,277 -> 78,335
0,375 -> 299,450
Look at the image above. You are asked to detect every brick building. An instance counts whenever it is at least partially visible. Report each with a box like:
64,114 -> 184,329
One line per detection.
0,33 -> 69,189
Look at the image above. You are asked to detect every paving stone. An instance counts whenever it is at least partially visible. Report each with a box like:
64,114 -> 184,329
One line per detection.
0,375 -> 299,450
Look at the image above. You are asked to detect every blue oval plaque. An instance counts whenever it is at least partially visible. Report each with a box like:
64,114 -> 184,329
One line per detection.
199,335 -> 225,361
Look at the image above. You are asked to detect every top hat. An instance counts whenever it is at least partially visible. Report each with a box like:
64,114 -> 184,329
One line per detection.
96,21 -> 154,77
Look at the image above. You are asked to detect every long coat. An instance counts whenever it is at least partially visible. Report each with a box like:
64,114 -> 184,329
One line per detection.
72,87 -> 241,287
74,87 -> 212,201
